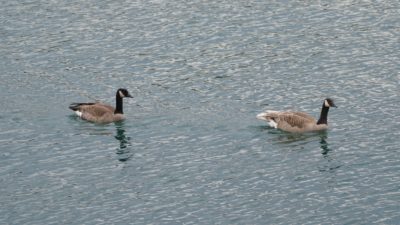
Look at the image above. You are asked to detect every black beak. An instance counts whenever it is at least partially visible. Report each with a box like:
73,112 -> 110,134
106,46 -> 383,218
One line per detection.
126,93 -> 133,98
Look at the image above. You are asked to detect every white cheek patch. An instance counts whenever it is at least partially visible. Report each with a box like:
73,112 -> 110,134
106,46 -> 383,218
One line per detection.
324,100 -> 329,107
119,91 -> 125,98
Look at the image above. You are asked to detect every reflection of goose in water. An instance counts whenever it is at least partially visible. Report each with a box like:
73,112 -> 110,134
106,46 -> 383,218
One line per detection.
68,116 -> 114,135
318,132 -> 341,190
319,132 -> 331,156
266,129 -> 319,146
115,122 -> 132,162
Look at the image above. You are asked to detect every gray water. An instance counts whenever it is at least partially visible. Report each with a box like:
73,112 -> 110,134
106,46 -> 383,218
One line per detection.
1,0 -> 399,224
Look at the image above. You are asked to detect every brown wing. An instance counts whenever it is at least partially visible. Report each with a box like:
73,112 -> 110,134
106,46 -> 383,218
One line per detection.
278,113 -> 313,129
79,104 -> 114,122
94,103 -> 115,112
259,111 -> 316,130
290,112 -> 316,123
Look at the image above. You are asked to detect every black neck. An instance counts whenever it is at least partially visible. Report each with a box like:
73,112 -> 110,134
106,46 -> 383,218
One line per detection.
114,93 -> 123,114
317,103 -> 329,125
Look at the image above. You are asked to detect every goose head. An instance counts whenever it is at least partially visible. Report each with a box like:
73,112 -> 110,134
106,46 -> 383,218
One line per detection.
117,88 -> 133,98
324,98 -> 337,108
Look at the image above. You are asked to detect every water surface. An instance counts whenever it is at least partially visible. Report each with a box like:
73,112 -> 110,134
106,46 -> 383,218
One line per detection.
1,0 -> 399,224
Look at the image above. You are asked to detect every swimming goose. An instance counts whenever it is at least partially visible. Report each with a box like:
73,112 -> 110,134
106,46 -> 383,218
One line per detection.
256,98 -> 337,132
69,88 -> 133,123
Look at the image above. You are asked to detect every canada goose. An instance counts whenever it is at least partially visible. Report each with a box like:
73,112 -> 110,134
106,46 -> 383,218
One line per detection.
69,88 -> 133,123
256,98 -> 337,132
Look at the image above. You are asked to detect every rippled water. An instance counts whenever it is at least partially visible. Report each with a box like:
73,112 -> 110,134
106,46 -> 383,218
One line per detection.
1,0 -> 399,224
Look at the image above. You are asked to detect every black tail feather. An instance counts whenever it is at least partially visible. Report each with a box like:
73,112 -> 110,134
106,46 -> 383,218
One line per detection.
69,103 -> 95,111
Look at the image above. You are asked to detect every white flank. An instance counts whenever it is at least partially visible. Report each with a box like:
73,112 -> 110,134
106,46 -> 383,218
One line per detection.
257,111 -> 278,128
268,120 -> 278,128
75,111 -> 83,118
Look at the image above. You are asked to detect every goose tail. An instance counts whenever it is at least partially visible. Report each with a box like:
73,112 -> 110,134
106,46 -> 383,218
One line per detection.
69,103 -> 83,111
69,103 -> 79,111
256,112 -> 268,121
69,103 -> 95,111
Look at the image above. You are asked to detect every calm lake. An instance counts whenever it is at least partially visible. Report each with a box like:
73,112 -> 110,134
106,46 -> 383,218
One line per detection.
1,0 -> 399,224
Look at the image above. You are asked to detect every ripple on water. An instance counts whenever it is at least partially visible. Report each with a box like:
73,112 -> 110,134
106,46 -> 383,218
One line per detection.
1,0 -> 400,224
